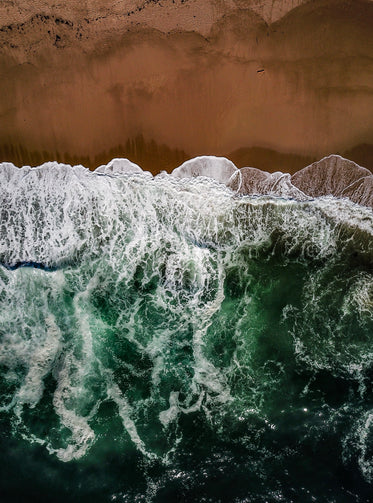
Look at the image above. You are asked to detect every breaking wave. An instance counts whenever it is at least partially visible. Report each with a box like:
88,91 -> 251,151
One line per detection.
0,155 -> 372,502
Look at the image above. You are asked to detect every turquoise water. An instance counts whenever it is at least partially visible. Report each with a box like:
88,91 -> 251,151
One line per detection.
0,166 -> 373,501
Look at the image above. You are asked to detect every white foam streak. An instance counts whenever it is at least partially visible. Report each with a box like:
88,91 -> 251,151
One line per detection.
48,279 -> 100,461
357,412 -> 373,482
0,269 -> 65,411
107,381 -> 157,461
190,260 -> 233,407
15,314 -> 62,410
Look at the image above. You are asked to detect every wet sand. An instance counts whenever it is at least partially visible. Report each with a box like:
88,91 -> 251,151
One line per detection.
0,0 -> 372,174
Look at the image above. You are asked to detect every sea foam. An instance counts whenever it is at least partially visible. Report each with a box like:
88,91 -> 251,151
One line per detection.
0,155 -> 372,492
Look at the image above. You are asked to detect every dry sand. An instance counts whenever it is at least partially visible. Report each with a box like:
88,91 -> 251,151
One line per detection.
0,0 -> 372,173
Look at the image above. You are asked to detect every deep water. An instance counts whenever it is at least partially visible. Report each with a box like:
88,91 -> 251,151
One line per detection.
0,165 -> 373,502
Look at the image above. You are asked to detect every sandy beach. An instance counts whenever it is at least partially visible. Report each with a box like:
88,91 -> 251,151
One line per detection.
0,0 -> 372,173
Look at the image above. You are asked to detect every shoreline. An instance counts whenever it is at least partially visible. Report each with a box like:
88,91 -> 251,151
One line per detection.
2,153 -> 372,209
1,140 -> 372,176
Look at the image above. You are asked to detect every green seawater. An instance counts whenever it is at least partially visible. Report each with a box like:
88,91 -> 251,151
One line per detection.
0,168 -> 373,502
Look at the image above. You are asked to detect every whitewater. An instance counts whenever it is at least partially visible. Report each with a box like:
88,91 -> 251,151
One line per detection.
0,156 -> 372,502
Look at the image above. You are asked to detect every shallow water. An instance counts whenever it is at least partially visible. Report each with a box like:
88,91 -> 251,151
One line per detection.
0,165 -> 373,502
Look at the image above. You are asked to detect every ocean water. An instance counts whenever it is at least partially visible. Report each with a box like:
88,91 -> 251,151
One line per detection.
0,162 -> 373,502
